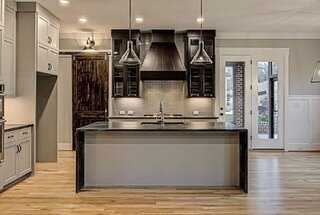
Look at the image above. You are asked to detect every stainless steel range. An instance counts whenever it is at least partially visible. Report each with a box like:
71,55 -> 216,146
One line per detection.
0,84 -> 5,162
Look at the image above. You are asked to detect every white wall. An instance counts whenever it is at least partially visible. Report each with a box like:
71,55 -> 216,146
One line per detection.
57,55 -> 72,150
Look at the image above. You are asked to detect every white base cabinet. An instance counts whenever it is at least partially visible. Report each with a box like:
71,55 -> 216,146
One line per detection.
3,127 -> 32,186
0,162 -> 3,191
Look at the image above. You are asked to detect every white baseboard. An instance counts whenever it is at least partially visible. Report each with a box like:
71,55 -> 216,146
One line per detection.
58,142 -> 72,151
287,143 -> 320,151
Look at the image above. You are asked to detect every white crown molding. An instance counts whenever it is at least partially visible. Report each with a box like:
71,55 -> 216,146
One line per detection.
60,31 -> 320,40
217,32 -> 320,40
60,32 -> 111,40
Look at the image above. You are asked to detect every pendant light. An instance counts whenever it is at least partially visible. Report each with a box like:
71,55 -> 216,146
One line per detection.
119,0 -> 141,65
191,0 -> 212,65
311,60 -> 320,83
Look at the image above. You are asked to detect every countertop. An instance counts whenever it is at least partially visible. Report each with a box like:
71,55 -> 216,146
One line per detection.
108,116 -> 219,120
77,121 -> 246,132
5,124 -> 34,132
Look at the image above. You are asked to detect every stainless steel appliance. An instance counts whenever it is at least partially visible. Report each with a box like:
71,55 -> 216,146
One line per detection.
0,84 -> 5,162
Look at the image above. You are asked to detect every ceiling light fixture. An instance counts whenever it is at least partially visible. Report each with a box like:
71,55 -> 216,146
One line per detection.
135,17 -> 144,23
196,17 -> 205,23
78,17 -> 88,24
311,60 -> 320,83
191,0 -> 213,65
83,32 -> 96,53
59,0 -> 70,6
119,0 -> 141,65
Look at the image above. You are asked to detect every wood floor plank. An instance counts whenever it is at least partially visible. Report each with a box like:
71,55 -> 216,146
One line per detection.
0,151 -> 319,214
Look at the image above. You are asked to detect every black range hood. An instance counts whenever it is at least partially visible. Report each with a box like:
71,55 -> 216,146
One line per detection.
140,30 -> 187,81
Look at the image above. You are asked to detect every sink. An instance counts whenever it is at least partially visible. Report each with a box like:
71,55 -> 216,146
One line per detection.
141,121 -> 185,125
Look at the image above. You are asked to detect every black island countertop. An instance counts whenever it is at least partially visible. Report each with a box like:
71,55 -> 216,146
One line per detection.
108,116 -> 219,120
77,121 -> 246,132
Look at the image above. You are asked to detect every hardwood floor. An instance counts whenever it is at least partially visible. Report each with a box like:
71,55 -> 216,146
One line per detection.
0,151 -> 319,214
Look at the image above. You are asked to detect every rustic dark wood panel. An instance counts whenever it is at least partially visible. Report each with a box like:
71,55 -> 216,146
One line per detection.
72,54 -> 109,150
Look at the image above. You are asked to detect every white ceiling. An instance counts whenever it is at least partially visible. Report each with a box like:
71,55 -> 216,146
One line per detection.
17,0 -> 320,39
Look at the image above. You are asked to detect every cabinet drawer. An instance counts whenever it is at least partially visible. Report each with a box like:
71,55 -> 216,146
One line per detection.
4,131 -> 17,144
18,128 -> 31,140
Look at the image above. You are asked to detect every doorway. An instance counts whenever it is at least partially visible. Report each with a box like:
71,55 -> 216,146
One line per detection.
219,48 -> 288,149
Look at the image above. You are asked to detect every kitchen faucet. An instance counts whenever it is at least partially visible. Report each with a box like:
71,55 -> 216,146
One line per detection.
159,101 -> 165,124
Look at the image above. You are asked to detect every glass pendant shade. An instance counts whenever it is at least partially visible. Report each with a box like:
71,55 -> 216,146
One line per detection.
191,0 -> 212,65
191,41 -> 213,65
311,60 -> 320,83
119,40 -> 141,65
119,0 -> 141,65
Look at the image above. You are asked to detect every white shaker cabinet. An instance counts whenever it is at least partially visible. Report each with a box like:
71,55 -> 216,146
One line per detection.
38,44 -> 49,73
38,15 -> 48,47
0,0 -> 4,27
0,162 -> 3,191
38,44 -> 59,75
3,39 -> 15,96
3,131 -> 17,185
37,15 -> 59,75
2,4 -> 16,97
48,23 -> 59,50
3,127 -> 32,186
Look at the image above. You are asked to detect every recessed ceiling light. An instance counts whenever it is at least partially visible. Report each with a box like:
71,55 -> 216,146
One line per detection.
78,17 -> 88,24
196,17 -> 205,23
59,0 -> 70,6
135,17 -> 144,23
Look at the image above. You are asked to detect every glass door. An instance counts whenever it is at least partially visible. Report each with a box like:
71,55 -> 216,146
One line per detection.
252,57 -> 284,149
219,56 -> 251,130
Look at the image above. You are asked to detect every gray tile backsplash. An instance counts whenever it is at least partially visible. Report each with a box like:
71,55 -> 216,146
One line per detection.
111,81 -> 215,116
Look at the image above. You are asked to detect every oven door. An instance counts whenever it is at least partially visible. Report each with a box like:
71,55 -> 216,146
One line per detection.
0,119 -> 4,162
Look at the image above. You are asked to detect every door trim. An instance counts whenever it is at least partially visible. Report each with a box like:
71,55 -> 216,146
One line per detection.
218,55 -> 252,145
217,48 -> 289,150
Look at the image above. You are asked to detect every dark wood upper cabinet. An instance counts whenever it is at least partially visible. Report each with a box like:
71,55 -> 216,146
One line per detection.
186,30 -> 216,97
111,30 -> 141,97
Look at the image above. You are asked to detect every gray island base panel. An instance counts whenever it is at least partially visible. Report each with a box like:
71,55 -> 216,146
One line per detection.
76,122 -> 248,193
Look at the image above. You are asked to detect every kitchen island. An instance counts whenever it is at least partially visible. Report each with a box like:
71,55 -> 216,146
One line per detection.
76,121 -> 248,193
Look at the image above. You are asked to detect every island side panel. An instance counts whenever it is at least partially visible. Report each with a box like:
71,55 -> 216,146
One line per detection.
76,131 -> 85,193
84,131 -> 240,187
239,130 -> 248,193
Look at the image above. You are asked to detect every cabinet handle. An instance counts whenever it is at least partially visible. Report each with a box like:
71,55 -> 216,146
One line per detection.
16,145 -> 19,154
19,145 -> 22,152
48,36 -> 52,44
48,63 -> 53,71
23,132 -> 28,135
8,135 -> 14,139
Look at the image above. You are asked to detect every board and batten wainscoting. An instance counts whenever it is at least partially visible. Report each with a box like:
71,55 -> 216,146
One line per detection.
286,95 -> 320,151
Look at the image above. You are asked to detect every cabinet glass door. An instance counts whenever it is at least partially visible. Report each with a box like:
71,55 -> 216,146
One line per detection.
113,67 -> 124,97
203,66 -> 214,96
127,66 -> 139,97
189,67 -> 201,96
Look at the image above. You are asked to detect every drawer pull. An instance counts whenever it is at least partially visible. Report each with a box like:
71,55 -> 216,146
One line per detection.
23,132 -> 28,135
8,135 -> 14,139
